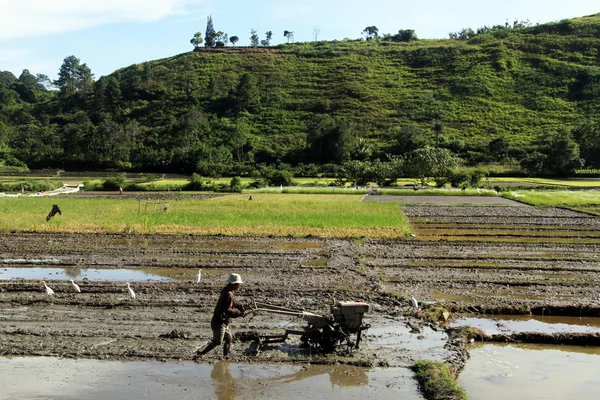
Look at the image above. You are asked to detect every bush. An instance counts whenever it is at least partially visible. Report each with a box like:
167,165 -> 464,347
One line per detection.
0,180 -> 62,193
101,176 -> 126,191
230,176 -> 243,191
184,173 -> 205,191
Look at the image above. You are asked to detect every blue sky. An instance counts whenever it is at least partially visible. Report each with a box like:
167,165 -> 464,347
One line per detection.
0,0 -> 598,81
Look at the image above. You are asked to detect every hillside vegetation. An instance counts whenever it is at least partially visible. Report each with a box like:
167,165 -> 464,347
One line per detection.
1,14 -> 599,175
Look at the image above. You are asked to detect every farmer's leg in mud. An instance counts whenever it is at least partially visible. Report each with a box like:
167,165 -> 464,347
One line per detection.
195,322 -> 227,358
223,329 -> 233,357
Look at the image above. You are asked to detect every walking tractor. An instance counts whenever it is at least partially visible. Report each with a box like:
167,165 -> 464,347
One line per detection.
238,299 -> 370,353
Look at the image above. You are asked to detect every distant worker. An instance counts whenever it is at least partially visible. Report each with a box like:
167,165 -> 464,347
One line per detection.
119,186 -> 123,195
194,273 -> 247,359
20,186 -> 24,195
46,204 -> 62,221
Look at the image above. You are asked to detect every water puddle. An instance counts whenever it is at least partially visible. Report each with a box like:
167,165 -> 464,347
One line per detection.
472,291 -> 580,302
432,293 -> 478,303
1,258 -> 61,264
366,319 -> 448,365
451,315 -> 600,335
0,267 -> 182,282
459,343 -> 600,400
0,357 -> 421,400
303,258 -> 328,267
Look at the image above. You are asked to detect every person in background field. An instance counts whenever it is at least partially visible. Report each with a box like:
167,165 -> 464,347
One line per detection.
119,186 -> 123,195
194,273 -> 247,359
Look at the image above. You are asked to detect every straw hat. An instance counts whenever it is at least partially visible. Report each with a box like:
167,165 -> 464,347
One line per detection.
227,273 -> 243,284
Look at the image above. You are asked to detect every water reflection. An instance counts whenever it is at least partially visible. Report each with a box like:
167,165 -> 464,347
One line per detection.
0,357 -> 411,400
209,361 -> 369,400
211,362 -> 237,400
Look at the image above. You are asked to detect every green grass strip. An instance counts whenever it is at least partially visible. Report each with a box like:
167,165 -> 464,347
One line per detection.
413,361 -> 468,400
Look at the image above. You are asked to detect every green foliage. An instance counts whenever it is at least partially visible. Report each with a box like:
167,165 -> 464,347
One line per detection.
413,361 -> 468,400
229,176 -> 243,190
205,15 -> 216,47
2,14 -> 600,176
0,180 -> 61,193
405,146 -> 462,186
190,32 -> 203,49
448,167 -> 489,188
250,29 -> 259,47
185,172 -> 206,190
101,175 -> 126,190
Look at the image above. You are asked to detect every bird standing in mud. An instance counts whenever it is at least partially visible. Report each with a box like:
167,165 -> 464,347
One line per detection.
196,269 -> 202,284
410,295 -> 419,308
126,282 -> 136,300
42,281 -> 54,296
70,279 -> 81,293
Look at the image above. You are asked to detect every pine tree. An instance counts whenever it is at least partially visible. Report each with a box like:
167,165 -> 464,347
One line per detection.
205,15 -> 216,47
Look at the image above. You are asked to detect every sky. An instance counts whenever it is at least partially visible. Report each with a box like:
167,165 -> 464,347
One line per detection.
0,0 -> 598,81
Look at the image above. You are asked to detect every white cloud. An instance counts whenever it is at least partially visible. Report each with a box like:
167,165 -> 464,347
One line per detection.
0,0 -> 204,40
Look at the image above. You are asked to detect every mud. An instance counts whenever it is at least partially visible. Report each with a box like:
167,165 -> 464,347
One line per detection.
1,202 -> 600,380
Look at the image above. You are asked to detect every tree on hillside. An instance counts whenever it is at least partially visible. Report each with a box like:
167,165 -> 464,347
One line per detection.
235,73 -> 261,112
190,32 -> 203,49
0,71 -> 17,90
54,56 -> 93,96
205,15 -> 216,47
572,119 -> 600,168
250,29 -> 259,47
230,36 -> 239,46
284,30 -> 294,43
405,146 -> 461,186
383,29 -> 418,42
306,115 -> 353,164
449,28 -> 475,40
543,129 -> 582,177
36,74 -> 53,90
313,26 -> 321,41
362,26 -> 379,40
214,31 -> 226,46
261,31 -> 273,46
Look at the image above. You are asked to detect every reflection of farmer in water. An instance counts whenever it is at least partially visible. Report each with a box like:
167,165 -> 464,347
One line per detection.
211,362 -> 237,400
270,365 -> 369,388
195,273 -> 247,358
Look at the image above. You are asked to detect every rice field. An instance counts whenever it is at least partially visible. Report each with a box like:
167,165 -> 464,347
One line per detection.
502,190 -> 600,207
0,194 -> 411,238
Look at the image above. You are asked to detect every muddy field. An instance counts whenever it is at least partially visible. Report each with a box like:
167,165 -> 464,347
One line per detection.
1,200 -> 600,378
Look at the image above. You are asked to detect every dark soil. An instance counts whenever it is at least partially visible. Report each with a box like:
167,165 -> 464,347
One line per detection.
1,203 -> 600,370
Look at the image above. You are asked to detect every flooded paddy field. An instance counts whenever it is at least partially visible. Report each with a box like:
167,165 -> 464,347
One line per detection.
0,357 -> 421,400
1,199 -> 600,397
460,343 -> 600,400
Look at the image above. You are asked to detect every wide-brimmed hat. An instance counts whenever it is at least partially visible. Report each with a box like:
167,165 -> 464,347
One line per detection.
227,273 -> 243,284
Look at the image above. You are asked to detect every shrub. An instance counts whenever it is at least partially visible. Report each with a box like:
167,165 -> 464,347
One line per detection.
184,173 -> 205,191
101,176 -> 126,191
230,176 -> 243,191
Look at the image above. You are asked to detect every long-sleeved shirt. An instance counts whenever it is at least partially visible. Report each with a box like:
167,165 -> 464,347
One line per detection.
211,286 -> 242,325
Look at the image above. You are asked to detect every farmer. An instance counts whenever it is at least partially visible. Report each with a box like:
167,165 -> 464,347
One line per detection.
195,273 -> 247,359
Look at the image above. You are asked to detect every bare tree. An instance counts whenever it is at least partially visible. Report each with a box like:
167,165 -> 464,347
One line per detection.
313,26 -> 321,42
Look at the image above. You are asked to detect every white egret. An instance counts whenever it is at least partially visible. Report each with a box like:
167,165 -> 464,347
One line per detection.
410,295 -> 419,308
196,269 -> 202,284
70,279 -> 81,293
126,282 -> 136,300
42,280 -> 54,296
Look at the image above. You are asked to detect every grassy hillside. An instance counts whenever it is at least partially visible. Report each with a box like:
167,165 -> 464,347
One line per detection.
1,14 -> 599,173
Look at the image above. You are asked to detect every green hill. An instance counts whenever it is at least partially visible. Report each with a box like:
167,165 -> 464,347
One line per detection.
1,14 -> 600,174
